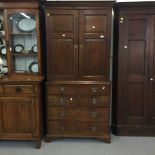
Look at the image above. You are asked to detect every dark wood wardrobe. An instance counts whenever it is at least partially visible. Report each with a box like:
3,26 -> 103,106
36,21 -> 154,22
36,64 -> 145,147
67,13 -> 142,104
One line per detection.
42,1 -> 114,142
113,2 -> 155,136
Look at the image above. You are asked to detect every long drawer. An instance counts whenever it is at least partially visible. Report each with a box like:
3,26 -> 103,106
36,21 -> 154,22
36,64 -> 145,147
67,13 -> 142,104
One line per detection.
4,85 -> 34,94
47,121 -> 109,136
47,95 -> 109,107
47,84 -> 111,95
47,107 -> 109,121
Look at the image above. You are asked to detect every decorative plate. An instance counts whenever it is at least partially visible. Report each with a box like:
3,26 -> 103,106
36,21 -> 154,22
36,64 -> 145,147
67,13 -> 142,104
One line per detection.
18,18 -> 36,32
29,61 -> 38,73
0,46 -> 7,55
3,66 -> 8,73
14,44 -> 24,53
31,44 -> 37,53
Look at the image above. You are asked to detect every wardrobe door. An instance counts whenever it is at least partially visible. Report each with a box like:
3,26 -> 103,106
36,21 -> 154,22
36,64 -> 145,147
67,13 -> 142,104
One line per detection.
148,16 -> 155,125
79,9 -> 112,81
45,10 -> 78,80
120,15 -> 150,126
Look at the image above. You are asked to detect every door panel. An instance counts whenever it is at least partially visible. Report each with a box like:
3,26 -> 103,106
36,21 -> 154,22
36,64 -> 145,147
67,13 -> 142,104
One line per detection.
0,97 -> 35,138
79,10 -> 112,81
148,16 -> 155,124
45,10 -> 78,80
121,15 -> 150,125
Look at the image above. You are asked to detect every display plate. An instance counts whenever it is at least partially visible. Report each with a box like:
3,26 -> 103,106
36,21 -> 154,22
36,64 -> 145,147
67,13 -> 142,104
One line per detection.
29,61 -> 38,73
18,18 -> 36,32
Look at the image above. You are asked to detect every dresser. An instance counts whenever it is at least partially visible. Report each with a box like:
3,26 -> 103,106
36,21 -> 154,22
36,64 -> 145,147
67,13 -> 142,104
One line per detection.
43,1 -> 114,142
113,2 -> 155,136
0,1 -> 44,148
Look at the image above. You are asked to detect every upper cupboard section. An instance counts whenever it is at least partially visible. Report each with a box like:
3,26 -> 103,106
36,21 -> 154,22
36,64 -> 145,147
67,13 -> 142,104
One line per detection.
0,8 -> 41,75
45,7 -> 112,81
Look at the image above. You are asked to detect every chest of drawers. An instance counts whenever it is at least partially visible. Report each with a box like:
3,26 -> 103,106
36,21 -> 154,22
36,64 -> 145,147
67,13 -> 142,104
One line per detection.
45,82 -> 111,143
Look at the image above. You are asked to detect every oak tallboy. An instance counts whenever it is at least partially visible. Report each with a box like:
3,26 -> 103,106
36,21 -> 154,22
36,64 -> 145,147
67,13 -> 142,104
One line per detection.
43,1 -> 114,143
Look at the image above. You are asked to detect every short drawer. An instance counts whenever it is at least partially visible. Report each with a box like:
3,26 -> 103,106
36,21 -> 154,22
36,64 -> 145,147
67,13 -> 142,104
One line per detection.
77,121 -> 109,135
79,96 -> 109,107
47,120 -> 77,134
4,85 -> 34,94
0,85 -> 3,93
78,108 -> 109,121
47,95 -> 78,107
48,107 -> 77,120
79,84 -> 111,95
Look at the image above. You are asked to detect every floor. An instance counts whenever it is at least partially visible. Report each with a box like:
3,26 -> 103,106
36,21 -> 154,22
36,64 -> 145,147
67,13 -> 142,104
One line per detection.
0,135 -> 154,155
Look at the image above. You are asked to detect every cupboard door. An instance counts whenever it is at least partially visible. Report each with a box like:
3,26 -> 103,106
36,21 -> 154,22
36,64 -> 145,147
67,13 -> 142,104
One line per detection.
79,10 -> 112,81
120,15 -> 150,125
0,97 -> 35,138
148,16 -> 155,125
45,10 -> 78,80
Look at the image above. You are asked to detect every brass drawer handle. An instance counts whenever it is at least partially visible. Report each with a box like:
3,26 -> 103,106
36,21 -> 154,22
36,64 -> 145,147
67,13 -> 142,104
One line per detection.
59,98 -> 64,104
59,86 -> 65,92
60,126 -> 65,132
59,112 -> 65,117
92,97 -> 97,105
91,87 -> 97,93
91,112 -> 97,118
92,126 -> 97,132
15,86 -> 22,93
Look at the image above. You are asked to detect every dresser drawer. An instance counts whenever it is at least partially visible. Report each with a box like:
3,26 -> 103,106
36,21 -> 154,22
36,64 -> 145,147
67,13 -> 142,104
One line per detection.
78,108 -> 109,121
78,121 -> 109,135
48,108 -> 77,120
4,85 -> 34,94
0,85 -> 3,93
47,120 -> 77,134
79,84 -> 111,95
47,85 -> 78,94
47,95 -> 78,107
79,96 -> 109,107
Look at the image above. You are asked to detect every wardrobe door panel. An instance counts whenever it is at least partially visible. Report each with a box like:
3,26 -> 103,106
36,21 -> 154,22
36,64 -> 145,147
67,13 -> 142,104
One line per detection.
45,10 -> 78,80
79,10 -> 112,81
148,16 -> 155,124
121,15 -> 150,124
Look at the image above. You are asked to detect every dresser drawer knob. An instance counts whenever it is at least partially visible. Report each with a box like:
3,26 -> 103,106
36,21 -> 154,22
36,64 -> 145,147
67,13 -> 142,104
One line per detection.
59,86 -> 65,92
70,98 -> 73,101
92,126 -> 97,132
91,112 -> 97,118
91,87 -> 97,93
59,112 -> 65,117
15,86 -> 22,93
92,97 -> 97,105
60,126 -> 65,132
59,98 -> 64,104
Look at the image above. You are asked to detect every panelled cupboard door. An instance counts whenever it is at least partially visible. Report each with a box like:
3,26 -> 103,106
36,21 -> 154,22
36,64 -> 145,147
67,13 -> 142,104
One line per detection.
0,97 -> 35,138
120,15 -> 150,125
148,16 -> 155,125
45,10 -> 78,81
79,10 -> 112,81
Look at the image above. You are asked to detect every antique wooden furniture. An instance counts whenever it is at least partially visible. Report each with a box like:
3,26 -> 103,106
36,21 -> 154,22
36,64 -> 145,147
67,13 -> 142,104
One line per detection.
0,2 -> 43,148
113,2 -> 155,136
43,1 -> 114,143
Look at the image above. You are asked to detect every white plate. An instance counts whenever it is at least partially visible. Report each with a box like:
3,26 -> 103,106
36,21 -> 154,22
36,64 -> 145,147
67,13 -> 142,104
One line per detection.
31,45 -> 37,53
18,18 -> 36,32
14,44 -> 24,53
29,61 -> 38,73
3,66 -> 8,73
0,46 -> 6,55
